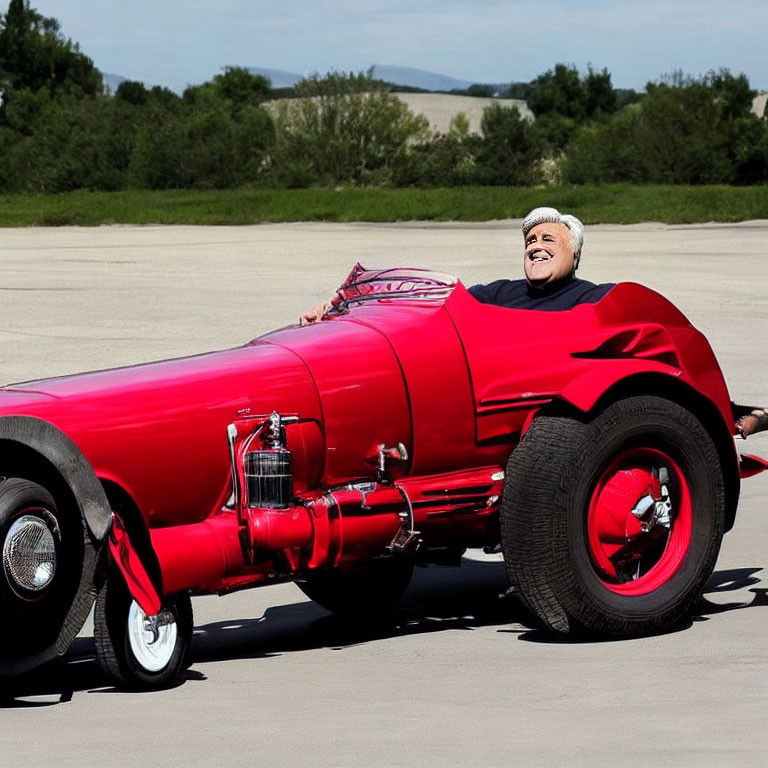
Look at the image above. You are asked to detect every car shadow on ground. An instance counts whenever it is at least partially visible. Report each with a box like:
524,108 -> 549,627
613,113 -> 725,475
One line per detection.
2,562 -> 765,705
1,557 -> 513,704
695,566 -> 768,615
192,556 -> 517,665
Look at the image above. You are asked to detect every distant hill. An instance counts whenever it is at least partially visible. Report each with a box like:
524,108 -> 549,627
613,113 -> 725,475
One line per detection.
103,64 -> 513,96
246,67 -> 303,88
371,65 -> 473,92
246,64 -> 500,93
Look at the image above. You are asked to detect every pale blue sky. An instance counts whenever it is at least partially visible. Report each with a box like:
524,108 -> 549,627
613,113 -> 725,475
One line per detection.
27,0 -> 768,93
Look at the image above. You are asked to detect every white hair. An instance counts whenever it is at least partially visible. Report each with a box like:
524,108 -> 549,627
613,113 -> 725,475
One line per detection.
522,206 -> 584,262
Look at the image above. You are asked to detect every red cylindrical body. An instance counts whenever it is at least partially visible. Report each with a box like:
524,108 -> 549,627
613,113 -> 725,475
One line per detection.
247,507 -> 314,550
150,513 -> 248,595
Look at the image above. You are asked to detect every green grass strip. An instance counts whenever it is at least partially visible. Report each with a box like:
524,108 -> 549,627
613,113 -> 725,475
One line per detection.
0,184 -> 766,227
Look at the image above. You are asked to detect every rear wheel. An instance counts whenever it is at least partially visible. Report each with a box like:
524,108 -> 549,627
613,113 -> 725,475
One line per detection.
0,478 -> 85,665
501,396 -> 725,637
94,576 -> 193,689
297,558 -> 414,617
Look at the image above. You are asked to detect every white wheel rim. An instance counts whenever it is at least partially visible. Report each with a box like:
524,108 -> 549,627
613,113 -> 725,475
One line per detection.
127,600 -> 178,673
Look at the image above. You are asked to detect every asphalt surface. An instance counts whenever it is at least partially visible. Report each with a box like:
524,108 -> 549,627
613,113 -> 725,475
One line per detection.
1,221 -> 767,767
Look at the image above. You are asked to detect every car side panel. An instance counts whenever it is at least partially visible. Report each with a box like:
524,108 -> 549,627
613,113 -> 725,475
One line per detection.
329,303 -> 479,476
261,320 -> 412,485
1,344 -> 323,525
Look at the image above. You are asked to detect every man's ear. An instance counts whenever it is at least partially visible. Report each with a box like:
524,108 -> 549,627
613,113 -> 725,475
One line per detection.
573,252 -> 581,271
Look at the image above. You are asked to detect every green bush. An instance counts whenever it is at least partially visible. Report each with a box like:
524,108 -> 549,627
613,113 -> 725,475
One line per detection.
563,70 -> 768,185
0,92 -> 133,191
128,102 -> 274,190
271,70 -> 429,187
474,103 -> 543,185
398,133 -> 481,187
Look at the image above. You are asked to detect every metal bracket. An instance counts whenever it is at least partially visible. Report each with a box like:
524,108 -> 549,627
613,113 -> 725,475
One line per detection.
376,442 -> 408,483
143,609 -> 175,642
389,527 -> 421,553
388,483 -> 421,554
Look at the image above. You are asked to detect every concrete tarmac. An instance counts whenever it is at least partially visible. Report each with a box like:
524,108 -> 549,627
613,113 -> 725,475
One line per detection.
1,221 -> 767,766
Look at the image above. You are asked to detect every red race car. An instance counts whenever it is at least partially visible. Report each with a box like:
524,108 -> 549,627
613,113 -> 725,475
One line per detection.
1,265 -> 765,688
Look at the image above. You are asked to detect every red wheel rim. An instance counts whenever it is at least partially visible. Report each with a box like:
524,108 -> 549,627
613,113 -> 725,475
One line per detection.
587,447 -> 692,596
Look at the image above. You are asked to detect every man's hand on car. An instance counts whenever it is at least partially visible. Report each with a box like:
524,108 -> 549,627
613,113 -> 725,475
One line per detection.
299,302 -> 331,326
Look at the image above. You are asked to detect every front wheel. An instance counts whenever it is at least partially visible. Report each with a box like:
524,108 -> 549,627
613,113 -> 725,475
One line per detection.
501,396 -> 726,638
94,577 -> 193,689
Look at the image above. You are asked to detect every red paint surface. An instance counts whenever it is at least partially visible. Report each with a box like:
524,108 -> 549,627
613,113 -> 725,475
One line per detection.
0,278 -> 748,598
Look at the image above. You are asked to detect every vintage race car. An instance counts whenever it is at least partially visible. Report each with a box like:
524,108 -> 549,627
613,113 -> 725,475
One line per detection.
1,265 -> 766,688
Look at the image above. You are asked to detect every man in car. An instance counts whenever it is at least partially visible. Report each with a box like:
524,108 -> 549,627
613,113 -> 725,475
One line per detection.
466,206 -> 612,310
300,206 -> 608,323
299,206 -> 768,436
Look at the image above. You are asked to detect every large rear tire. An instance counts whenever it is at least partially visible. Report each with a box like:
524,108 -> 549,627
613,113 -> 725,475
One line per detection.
501,396 -> 725,638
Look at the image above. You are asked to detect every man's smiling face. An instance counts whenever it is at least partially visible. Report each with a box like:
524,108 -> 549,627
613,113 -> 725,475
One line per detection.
523,222 -> 577,288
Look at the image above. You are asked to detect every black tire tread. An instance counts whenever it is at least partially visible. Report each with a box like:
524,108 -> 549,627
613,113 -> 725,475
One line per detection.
502,417 -> 586,633
93,579 -> 125,685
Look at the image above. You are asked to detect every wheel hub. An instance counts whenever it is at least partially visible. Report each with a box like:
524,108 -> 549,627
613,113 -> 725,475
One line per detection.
127,601 -> 178,673
2,513 -> 58,598
587,448 -> 692,594
630,466 -> 672,532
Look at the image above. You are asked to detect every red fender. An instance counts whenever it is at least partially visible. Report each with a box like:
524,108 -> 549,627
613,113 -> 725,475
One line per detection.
559,361 -> 682,414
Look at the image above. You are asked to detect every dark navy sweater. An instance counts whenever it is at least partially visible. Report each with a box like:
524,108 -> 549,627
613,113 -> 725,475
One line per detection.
468,277 -> 614,311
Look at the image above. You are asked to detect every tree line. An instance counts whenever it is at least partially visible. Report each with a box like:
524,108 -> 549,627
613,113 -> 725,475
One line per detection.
1,0 -> 766,193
